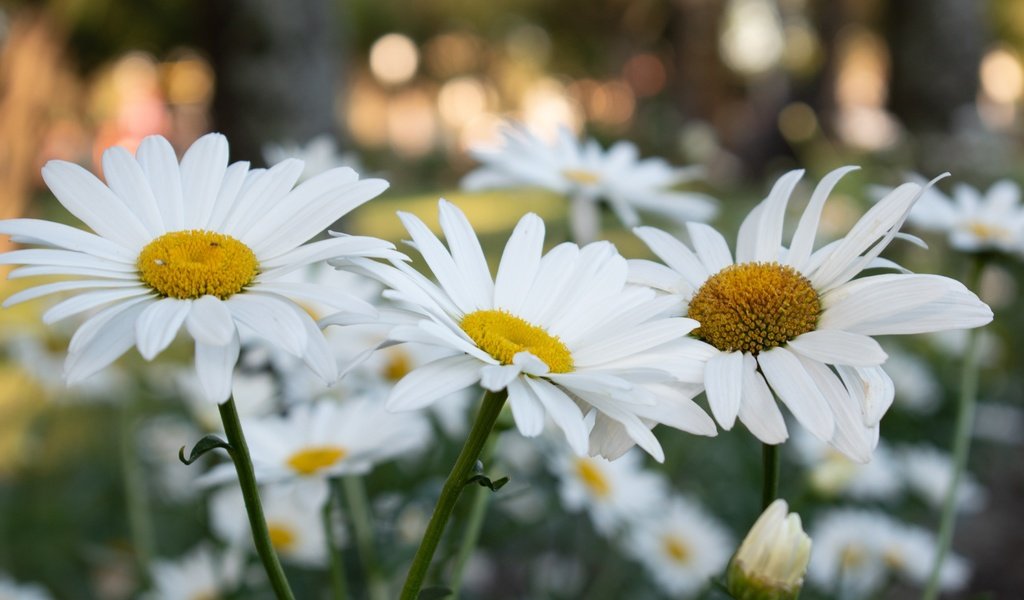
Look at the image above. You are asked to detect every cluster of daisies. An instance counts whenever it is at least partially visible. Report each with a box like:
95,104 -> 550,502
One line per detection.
0,124 -> 1008,598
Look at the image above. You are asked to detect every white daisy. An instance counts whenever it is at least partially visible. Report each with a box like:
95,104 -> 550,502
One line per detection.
333,199 -> 717,461
728,499 -> 811,600
201,397 -> 431,505
623,496 -> 733,597
791,430 -> 903,502
897,444 -> 986,513
550,448 -> 668,535
875,176 -> 1024,254
461,123 -> 718,241
0,575 -> 52,600
0,133 -> 397,403
632,167 -> 993,461
146,544 -> 241,600
263,134 -> 363,182
210,484 -> 331,568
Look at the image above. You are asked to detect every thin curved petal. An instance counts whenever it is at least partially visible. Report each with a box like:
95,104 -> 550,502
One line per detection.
787,329 -> 887,367
135,297 -> 190,360
195,332 -> 241,404
704,351 -> 744,429
758,347 -> 834,442
387,354 -> 481,411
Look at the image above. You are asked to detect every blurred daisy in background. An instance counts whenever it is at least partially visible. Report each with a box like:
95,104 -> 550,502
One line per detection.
145,544 -> 241,600
632,167 -> 993,461
0,575 -> 53,600
0,133 -> 397,404
874,177 -> 1024,254
791,430 -> 903,502
210,484 -> 332,568
623,495 -> 733,596
263,133 -> 363,182
897,444 -> 986,513
461,123 -> 718,242
549,449 -> 667,535
335,199 -> 717,461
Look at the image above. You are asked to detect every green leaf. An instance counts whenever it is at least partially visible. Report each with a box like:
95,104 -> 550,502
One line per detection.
178,435 -> 231,465
465,473 -> 510,491
418,586 -> 453,599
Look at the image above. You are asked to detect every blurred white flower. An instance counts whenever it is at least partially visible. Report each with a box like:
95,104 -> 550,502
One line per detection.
878,343 -> 942,414
0,133 -> 395,403
5,329 -> 127,403
623,496 -> 733,596
633,167 -> 992,462
0,575 -> 53,600
263,134 -> 363,181
898,444 -> 986,513
461,123 -> 717,242
875,176 -> 1024,254
138,415 -> 206,503
973,401 -> 1024,444
201,397 -> 431,506
145,544 -> 241,600
333,199 -> 717,461
210,484 -> 332,568
727,499 -> 811,600
550,449 -> 668,535
809,509 -> 969,598
792,430 -> 903,502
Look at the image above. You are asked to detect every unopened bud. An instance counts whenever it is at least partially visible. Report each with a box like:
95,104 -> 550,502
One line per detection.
727,499 -> 811,600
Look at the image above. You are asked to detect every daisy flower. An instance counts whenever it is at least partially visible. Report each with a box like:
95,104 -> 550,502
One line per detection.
0,133 -> 397,403
263,133 -> 363,182
201,397 -> 431,505
334,199 -> 717,461
0,575 -> 52,600
211,484 -> 331,568
897,444 -> 985,512
791,431 -> 902,502
631,167 -> 993,460
623,496 -> 733,597
550,449 -> 668,535
461,123 -> 717,241
146,544 -> 241,600
875,176 -> 1024,254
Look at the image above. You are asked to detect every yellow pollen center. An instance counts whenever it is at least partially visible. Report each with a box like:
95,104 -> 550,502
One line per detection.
574,458 -> 612,498
267,522 -> 296,551
460,309 -> 573,373
561,168 -> 602,185
383,348 -> 413,381
286,445 -> 348,475
840,544 -> 866,569
687,262 -> 820,354
137,230 -> 258,299
662,535 -> 692,564
965,220 -> 1009,242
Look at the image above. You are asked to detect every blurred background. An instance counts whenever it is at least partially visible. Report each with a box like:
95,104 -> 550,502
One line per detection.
0,0 -> 1022,598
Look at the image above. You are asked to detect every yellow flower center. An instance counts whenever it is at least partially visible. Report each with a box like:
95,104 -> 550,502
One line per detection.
383,348 -> 413,381
662,535 -> 692,564
286,445 -> 348,475
574,458 -> 611,498
267,522 -> 296,551
561,168 -> 601,185
687,262 -> 820,354
137,230 -> 258,299
965,220 -> 1010,242
840,544 -> 866,569
460,309 -> 573,373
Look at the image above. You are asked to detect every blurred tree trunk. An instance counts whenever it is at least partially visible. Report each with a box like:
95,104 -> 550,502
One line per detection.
201,0 -> 338,165
886,0 -> 983,133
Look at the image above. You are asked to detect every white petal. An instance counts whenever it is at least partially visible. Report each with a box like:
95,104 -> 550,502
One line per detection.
584,395 -> 665,462
42,287 -> 152,324
626,259 -> 688,294
837,365 -> 894,427
494,212 -> 544,314
186,295 -> 237,346
754,169 -> 804,262
516,243 -> 578,325
179,133 -> 229,226
633,226 -> 708,289
397,209 -> 477,314
479,364 -> 522,391
135,298 -> 190,360
787,329 -> 887,367
225,294 -> 308,356
136,135 -> 185,230
204,161 -> 251,231
507,377 -> 545,437
2,279 -> 141,308
65,300 -> 150,384
387,355 -> 481,411
196,333 -> 241,404
737,354 -> 788,444
686,222 -> 732,273
513,351 -> 549,376
734,202 -> 764,263
438,199 -> 494,310
572,318 -> 699,367
102,145 -> 165,235
800,357 -> 876,463
757,347 -> 834,441
0,219 -> 135,263
0,248 -> 135,271
788,166 -> 859,269
704,351 -> 744,429
526,378 -> 588,454
222,159 -> 305,237
298,310 -> 337,383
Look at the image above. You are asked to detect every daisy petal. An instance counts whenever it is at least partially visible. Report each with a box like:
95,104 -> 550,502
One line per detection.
787,330 -> 888,367
800,357 -> 876,463
704,351 -> 743,429
102,145 -> 165,235
42,287 -> 152,324
136,135 -> 185,230
135,298 -> 190,360
2,279 -> 141,308
494,212 -> 544,314
626,259 -> 688,294
179,133 -> 229,226
686,222 -> 733,273
526,377 -> 588,454
754,169 -> 804,261
788,166 -> 859,269
0,219 -> 136,263
387,355 -> 481,411
737,354 -> 788,444
439,199 -> 495,309
507,377 -> 545,437
65,299 -> 151,384
480,364 -> 522,391
225,294 -> 308,357
195,333 -> 241,404
186,295 -> 237,346
633,226 -> 708,289
758,347 -> 834,442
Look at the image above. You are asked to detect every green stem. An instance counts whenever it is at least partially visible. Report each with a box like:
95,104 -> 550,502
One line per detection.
399,389 -> 508,600
448,433 -> 500,598
761,442 -> 780,510
922,260 -> 986,600
218,397 -> 296,600
341,476 -> 387,600
119,399 -> 154,586
323,493 -> 348,600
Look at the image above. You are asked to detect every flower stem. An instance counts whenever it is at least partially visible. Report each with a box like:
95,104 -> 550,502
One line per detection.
323,491 -> 348,600
119,400 -> 154,586
448,433 -> 499,598
761,442 -> 780,510
341,476 -> 387,600
923,259 -> 986,600
399,389 -> 508,600
218,397 -> 296,600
